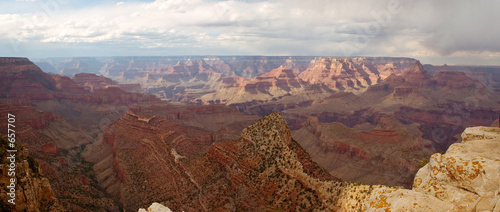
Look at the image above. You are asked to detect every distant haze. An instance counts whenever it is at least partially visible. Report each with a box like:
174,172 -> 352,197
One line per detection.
1,0 -> 499,65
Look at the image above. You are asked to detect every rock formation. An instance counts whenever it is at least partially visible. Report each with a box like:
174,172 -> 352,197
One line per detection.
293,116 -> 434,188
198,66 -> 311,105
0,137 -> 63,211
366,126 -> 500,211
138,202 -> 173,212
298,57 -> 416,92
82,104 -> 260,211
4,56 -> 500,211
89,111 -> 394,211
400,61 -> 432,87
72,73 -> 117,92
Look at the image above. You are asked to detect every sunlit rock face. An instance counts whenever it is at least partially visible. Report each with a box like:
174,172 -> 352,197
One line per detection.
366,126 -> 500,212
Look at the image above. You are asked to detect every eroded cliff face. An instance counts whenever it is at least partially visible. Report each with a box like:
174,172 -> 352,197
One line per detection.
366,126 -> 500,212
82,104 -> 260,211
0,58 -> 164,211
129,112 -> 396,212
0,137 -> 62,212
141,125 -> 500,212
198,66 -> 314,105
72,73 -> 117,92
298,57 -> 416,91
293,116 -> 434,188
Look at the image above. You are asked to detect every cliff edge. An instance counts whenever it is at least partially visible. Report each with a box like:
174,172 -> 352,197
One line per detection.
366,126 -> 500,211
140,125 -> 500,212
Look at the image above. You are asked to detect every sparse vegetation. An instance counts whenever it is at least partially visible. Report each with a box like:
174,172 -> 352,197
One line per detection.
419,159 -> 430,168
27,155 -> 40,177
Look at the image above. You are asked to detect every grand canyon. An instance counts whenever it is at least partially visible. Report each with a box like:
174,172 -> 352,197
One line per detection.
1,55 -> 499,211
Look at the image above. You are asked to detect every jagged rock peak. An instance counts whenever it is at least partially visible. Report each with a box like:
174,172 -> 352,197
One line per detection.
241,112 -> 292,146
442,64 -> 450,69
174,60 -> 185,66
408,60 -> 426,74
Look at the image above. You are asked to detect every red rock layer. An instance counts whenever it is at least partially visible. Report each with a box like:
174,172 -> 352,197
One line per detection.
72,73 -> 117,92
432,71 -> 479,88
395,105 -> 498,151
0,58 -> 159,105
85,111 -> 342,211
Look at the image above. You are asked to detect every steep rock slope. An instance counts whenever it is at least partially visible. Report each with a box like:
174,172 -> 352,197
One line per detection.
0,58 -> 163,211
87,111 -> 393,211
133,113 -> 393,212
82,104 -> 260,211
0,137 -> 62,212
293,116 -> 434,188
142,126 -> 500,212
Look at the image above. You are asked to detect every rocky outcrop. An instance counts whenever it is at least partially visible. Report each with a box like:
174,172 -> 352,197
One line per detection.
0,137 -> 63,211
400,61 -> 432,87
139,125 -> 500,212
138,202 -> 173,212
40,56 -> 420,103
92,111 -> 394,211
72,73 -> 117,92
365,126 -> 500,211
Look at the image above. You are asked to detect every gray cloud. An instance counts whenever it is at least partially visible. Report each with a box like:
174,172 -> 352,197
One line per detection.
0,0 -> 499,65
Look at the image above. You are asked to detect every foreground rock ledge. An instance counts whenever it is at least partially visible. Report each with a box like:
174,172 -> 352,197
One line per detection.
366,126 -> 500,212
139,124 -> 500,212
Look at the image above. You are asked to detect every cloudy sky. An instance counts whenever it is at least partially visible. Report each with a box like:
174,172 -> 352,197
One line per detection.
1,0 -> 499,65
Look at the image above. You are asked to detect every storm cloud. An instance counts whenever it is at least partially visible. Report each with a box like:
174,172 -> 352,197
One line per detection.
1,0 -> 499,65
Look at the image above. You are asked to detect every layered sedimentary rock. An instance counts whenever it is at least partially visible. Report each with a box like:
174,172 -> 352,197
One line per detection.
91,111 -> 391,211
7,56 -> 500,211
55,58 -> 104,77
298,57 -> 416,92
198,66 -> 313,105
432,71 -> 478,89
141,126 -> 500,211
72,73 -> 117,92
82,104 -> 260,211
206,56 -> 313,79
395,104 -> 498,151
400,61 -> 433,87
0,58 -> 164,211
366,126 -> 500,211
293,116 -> 434,187
38,56 -> 420,103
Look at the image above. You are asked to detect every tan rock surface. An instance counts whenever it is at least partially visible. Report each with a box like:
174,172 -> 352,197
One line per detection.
365,126 -> 500,212
138,202 -> 173,212
0,137 -> 63,212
